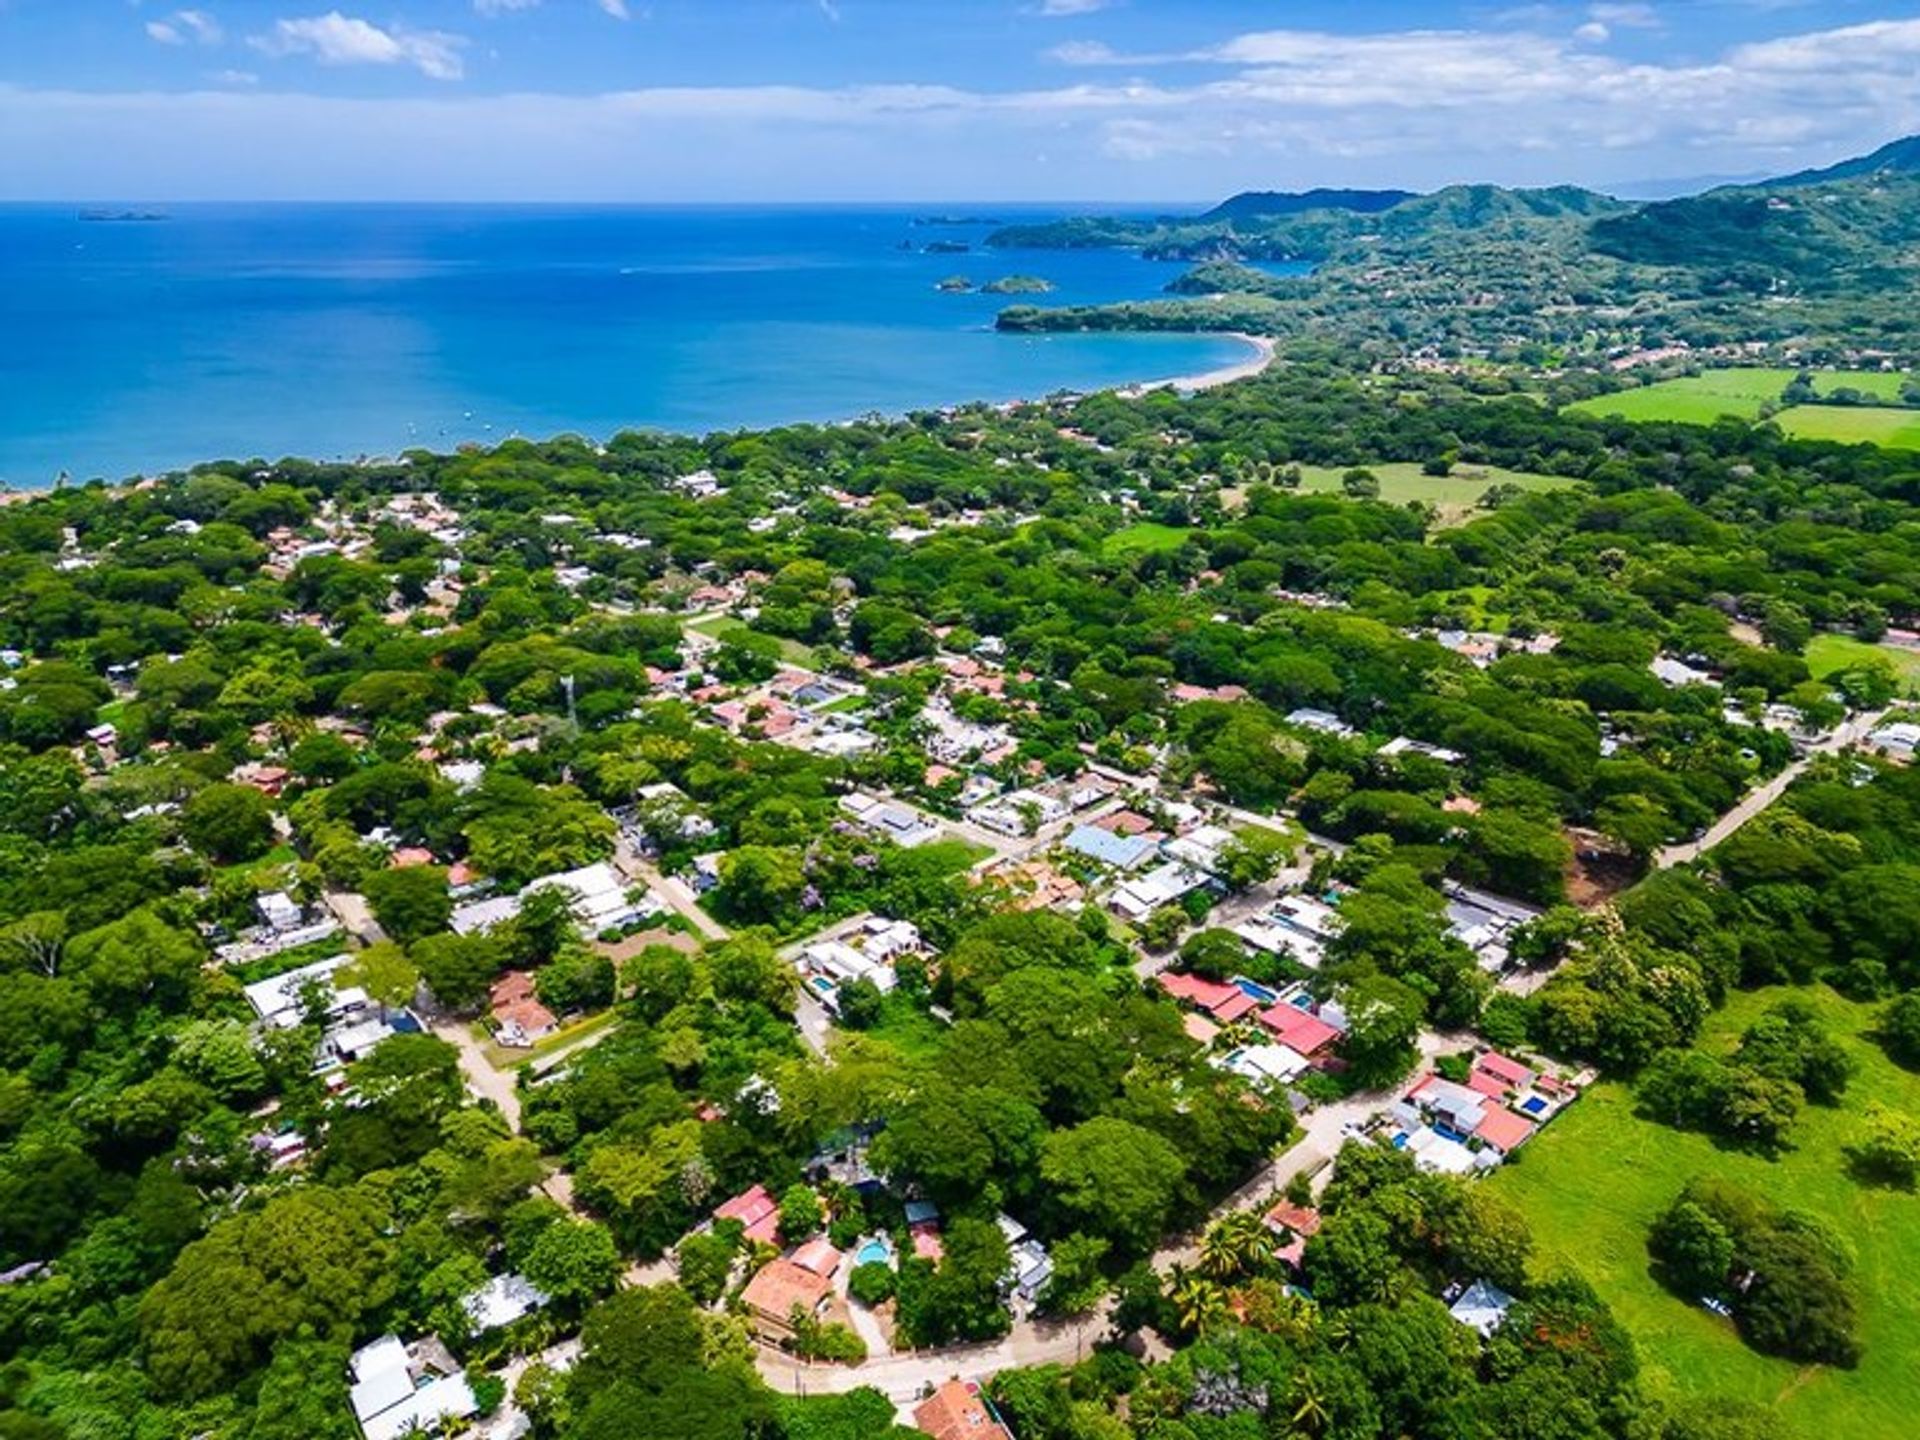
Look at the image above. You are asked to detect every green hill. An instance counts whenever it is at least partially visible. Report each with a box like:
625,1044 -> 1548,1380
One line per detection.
1762,133 -> 1920,188
1197,187 -> 1415,223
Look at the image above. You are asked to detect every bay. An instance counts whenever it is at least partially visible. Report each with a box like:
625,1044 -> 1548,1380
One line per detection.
0,203 -> 1292,486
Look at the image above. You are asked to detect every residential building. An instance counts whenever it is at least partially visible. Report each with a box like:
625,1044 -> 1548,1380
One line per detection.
1109,860 -> 1208,922
1285,707 -> 1357,738
740,1258 -> 834,1341
913,1380 -> 1014,1440
1062,823 -> 1159,871
525,860 -> 659,934
490,971 -> 559,1047
1162,822 -> 1238,876
348,1336 -> 477,1440
1449,1279 -> 1516,1338
841,793 -> 943,848
462,1273 -> 549,1333
713,1184 -> 782,1245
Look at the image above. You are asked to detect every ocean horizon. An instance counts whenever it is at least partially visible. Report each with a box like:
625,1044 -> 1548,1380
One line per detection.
0,202 -> 1287,488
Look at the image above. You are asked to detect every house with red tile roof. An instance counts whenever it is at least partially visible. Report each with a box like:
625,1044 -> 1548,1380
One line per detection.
740,1258 -> 833,1342
712,1184 -> 782,1245
914,1379 -> 1013,1440
1472,1050 -> 1534,1091
1256,1002 -> 1342,1059
489,971 -> 557,1048
1473,1105 -> 1535,1156
1158,972 -> 1259,1025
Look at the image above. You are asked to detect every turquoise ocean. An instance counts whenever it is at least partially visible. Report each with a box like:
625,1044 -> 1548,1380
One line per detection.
0,204 -> 1286,487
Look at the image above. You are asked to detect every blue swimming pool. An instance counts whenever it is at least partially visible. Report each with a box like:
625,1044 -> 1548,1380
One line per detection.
1520,1096 -> 1548,1116
854,1239 -> 890,1269
1233,977 -> 1279,1004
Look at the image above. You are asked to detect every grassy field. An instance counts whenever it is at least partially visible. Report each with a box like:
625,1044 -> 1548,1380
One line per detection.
1805,634 -> 1920,695
1291,463 -> 1577,525
1103,522 -> 1193,557
1567,370 -> 1800,424
1494,985 -> 1920,1440
1776,406 -> 1920,451
684,613 -> 819,667
1568,369 -> 1915,429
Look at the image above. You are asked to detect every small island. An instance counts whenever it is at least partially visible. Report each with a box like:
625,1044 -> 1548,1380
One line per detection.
979,274 -> 1055,295
922,240 -> 971,255
934,275 -> 974,293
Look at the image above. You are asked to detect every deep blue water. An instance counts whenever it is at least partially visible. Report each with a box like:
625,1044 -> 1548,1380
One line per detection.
0,204 -> 1297,486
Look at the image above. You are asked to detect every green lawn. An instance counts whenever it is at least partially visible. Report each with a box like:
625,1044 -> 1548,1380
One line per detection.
1494,985 -> 1920,1440
1291,463 -> 1577,525
1776,406 -> 1920,451
1103,522 -> 1193,557
1805,634 -> 1920,695
1568,369 -> 1915,428
685,613 -> 819,667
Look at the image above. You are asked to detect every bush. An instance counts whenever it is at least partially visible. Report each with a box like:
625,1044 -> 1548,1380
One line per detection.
848,1260 -> 895,1307
470,1374 -> 507,1416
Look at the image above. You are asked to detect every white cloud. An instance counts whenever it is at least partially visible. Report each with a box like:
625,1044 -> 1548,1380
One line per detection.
1038,0 -> 1116,14
1590,3 -> 1659,27
598,0 -> 629,16
209,69 -> 258,87
1574,21 -> 1609,43
18,14 -> 1920,199
251,12 -> 466,81
146,9 -> 222,46
475,0 -> 542,13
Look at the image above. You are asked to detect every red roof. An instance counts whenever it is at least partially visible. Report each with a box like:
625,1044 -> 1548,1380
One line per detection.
914,1380 -> 1013,1440
1264,1199 -> 1322,1238
1257,1003 -> 1341,1057
1466,1069 -> 1509,1100
1474,1051 -> 1534,1089
714,1184 -> 782,1245
1474,1105 -> 1536,1154
789,1238 -> 842,1277
1158,972 -> 1258,1023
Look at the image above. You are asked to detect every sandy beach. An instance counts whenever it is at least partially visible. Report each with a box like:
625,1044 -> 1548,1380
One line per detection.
1120,333 -> 1277,397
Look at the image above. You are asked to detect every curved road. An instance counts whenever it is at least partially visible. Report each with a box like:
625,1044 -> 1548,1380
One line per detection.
1654,708 -> 1886,869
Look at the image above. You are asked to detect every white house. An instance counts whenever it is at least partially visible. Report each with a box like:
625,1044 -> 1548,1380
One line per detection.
348,1336 -> 477,1440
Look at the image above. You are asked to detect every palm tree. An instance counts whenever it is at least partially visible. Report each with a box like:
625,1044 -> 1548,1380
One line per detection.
1287,1367 -> 1332,1439
1170,1267 -> 1229,1336
1223,1209 -> 1278,1273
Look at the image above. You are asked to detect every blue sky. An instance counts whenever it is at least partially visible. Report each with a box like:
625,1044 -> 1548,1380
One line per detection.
3,1 -> 1919,200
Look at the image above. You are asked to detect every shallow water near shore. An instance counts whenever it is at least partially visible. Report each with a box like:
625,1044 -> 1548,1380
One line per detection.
0,203 -> 1292,485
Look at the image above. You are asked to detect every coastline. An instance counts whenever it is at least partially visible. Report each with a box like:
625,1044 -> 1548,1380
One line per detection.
1117,332 -> 1276,397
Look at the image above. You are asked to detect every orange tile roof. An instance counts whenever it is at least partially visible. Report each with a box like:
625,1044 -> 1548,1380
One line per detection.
741,1258 -> 832,1324
914,1380 -> 1013,1440
1474,1105 -> 1536,1154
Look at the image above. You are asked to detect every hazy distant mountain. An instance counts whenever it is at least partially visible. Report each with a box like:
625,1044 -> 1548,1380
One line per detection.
1197,188 -> 1416,223
1761,134 -> 1920,188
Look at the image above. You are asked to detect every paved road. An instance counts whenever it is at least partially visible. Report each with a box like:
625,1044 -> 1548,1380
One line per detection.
754,1311 -> 1108,1404
614,840 -> 732,942
1654,707 -> 1887,869
432,1016 -> 523,1130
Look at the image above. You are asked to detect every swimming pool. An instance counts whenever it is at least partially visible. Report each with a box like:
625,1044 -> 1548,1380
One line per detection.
1232,977 -> 1280,1005
1519,1096 -> 1548,1116
854,1239 -> 891,1269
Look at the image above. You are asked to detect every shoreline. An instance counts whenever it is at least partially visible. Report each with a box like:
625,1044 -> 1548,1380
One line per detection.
1,333 -> 1279,495
1117,332 -> 1276,397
